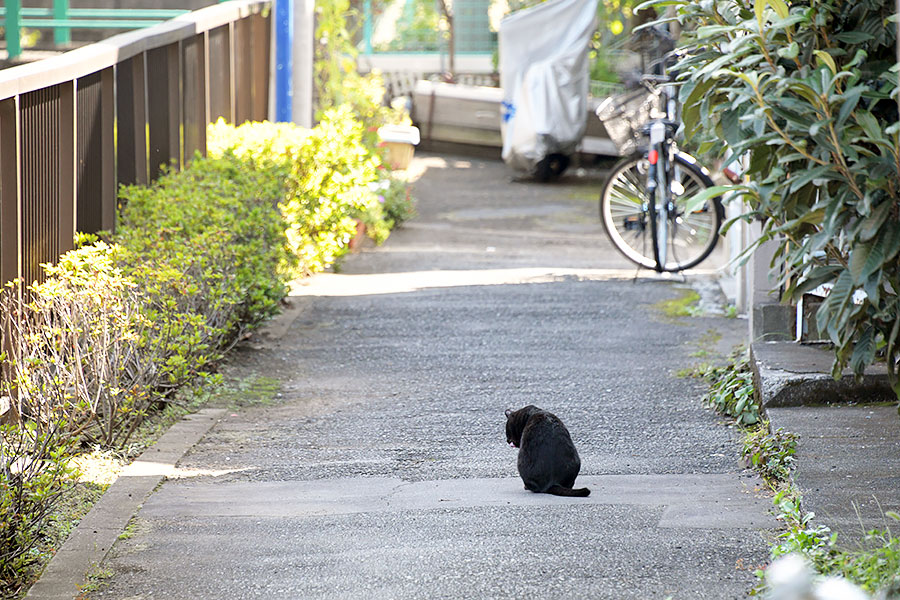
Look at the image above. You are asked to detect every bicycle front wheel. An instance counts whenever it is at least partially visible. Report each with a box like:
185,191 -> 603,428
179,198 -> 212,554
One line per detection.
599,152 -> 722,272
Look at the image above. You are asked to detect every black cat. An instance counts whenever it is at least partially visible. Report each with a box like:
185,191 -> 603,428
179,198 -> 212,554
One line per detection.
505,405 -> 590,497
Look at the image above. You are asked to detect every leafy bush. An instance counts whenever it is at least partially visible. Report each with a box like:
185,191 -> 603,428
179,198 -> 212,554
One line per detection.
1,243 -> 162,448
1,49 -> 414,595
282,107 -> 382,272
0,151 -> 292,597
652,0 -> 900,394
315,0 -> 409,147
0,425 -> 75,597
1,152 -> 290,448
116,154 -> 292,357
209,109 -> 413,275
374,176 -> 417,228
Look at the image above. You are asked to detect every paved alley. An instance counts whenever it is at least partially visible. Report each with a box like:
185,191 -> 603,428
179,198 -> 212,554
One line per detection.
95,155 -> 774,599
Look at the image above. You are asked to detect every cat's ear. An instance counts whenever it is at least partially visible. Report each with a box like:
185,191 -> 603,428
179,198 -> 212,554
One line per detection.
505,408 -> 512,417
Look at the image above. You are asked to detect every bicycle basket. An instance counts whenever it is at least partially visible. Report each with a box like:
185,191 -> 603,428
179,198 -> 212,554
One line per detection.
595,89 -> 655,155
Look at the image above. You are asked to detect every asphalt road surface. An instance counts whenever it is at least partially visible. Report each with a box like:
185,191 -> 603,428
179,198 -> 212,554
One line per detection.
94,155 -> 773,599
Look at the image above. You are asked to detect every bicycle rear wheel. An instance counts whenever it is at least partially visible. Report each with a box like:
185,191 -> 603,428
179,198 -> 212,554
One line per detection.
599,152 -> 722,272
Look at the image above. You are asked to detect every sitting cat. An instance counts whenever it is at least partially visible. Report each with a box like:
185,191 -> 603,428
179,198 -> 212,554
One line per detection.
505,405 -> 590,497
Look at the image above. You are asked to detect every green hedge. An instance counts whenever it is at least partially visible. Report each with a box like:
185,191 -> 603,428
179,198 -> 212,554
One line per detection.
0,151 -> 290,594
0,108 -> 414,597
208,106 -> 413,275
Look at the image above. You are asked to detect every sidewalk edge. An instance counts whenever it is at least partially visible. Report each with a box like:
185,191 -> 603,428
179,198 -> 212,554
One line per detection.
25,408 -> 225,600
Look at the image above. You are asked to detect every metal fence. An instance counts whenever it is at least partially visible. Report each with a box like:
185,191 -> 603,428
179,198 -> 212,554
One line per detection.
0,0 -> 271,287
361,0 -> 496,55
0,2 -> 193,60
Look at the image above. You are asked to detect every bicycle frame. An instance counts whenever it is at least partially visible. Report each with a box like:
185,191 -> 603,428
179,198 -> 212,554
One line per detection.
641,76 -> 678,272
597,30 -> 725,273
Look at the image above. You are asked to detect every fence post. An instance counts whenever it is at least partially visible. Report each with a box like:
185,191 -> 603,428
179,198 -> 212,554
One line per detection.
116,54 -> 149,187
58,81 -> 75,257
100,67 -> 115,232
5,0 -> 23,60
53,0 -> 71,45
363,0 -> 373,55
182,33 -> 208,161
0,98 -> 21,284
146,44 -> 181,179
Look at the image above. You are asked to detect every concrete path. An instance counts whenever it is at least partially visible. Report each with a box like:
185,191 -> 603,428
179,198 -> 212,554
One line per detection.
751,342 -> 900,547
93,155 -> 773,599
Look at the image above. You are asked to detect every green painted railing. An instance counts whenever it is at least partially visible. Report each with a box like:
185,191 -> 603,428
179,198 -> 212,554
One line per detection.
0,0 -> 229,60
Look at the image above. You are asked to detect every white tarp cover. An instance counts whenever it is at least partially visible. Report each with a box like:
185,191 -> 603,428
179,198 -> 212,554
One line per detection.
499,0 -> 598,172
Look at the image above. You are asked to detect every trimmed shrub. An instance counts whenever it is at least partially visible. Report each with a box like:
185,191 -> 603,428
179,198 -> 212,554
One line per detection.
1,242 -> 161,447
116,153 -> 293,381
0,151 -> 291,596
1,87 -> 413,599
209,107 -> 412,275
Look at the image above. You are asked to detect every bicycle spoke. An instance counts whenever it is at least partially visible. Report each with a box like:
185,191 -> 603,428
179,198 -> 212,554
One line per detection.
601,153 -> 720,272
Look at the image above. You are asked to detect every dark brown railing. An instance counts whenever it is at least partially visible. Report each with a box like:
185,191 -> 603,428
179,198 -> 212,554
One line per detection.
0,0 -> 271,286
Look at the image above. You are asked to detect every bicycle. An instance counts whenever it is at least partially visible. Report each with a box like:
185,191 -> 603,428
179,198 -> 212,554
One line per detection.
596,71 -> 724,273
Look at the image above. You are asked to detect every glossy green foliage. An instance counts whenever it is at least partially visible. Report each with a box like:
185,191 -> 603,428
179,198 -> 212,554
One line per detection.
648,0 -> 900,393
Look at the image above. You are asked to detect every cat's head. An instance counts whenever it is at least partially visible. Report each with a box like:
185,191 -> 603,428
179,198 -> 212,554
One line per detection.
505,405 -> 539,448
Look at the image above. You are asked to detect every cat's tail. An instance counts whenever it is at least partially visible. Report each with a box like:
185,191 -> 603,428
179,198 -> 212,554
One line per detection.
546,485 -> 591,497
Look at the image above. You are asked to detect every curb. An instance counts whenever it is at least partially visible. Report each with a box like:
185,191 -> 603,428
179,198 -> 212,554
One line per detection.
25,408 -> 225,600
750,342 -> 896,407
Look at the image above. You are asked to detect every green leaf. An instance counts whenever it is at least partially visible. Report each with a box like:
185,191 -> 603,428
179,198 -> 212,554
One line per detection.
814,50 -> 837,74
882,223 -> 900,263
846,49 -> 867,70
809,119 -> 830,137
836,86 -> 865,128
681,185 -> 738,214
682,78 -> 716,137
770,13 -> 807,31
856,111 -> 883,142
856,200 -> 893,242
817,270 -> 854,337
696,24 -> 740,38
787,165 -> 840,193
767,0 -> 789,19
754,0 -> 766,31
849,240 -> 883,285
834,31 -> 874,44
850,326 -> 876,376
777,41 -> 799,60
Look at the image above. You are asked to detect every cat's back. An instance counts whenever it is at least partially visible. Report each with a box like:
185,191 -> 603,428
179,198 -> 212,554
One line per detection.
520,410 -> 579,460
522,409 -> 571,439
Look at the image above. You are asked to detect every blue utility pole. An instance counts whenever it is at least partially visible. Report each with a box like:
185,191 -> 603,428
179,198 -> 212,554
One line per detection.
274,0 -> 293,122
